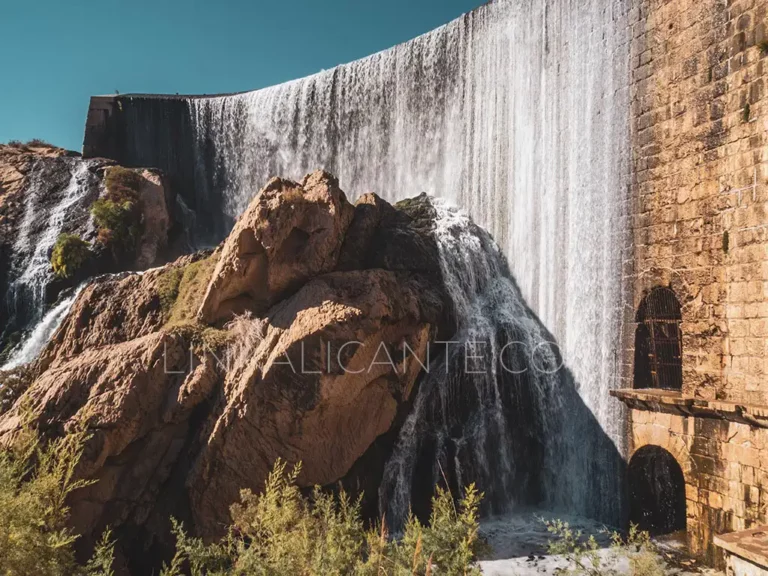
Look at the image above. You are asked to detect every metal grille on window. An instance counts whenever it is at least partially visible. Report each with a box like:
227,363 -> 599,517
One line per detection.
634,287 -> 683,391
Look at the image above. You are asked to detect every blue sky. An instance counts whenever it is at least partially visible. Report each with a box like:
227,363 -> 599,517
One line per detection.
1,0 -> 482,151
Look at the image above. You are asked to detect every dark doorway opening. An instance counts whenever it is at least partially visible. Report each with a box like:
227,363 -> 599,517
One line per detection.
628,445 -> 686,535
634,287 -> 683,390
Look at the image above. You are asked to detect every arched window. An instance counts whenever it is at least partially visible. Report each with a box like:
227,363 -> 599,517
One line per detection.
628,446 -> 686,535
633,287 -> 683,390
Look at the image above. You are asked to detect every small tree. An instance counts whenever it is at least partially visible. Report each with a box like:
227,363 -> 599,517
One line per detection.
51,233 -> 91,279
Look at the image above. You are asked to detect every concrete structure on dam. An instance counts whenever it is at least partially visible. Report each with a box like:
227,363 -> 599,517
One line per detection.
82,0 -> 768,567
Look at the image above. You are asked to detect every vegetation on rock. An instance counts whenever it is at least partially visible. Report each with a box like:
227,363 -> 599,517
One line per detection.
92,166 -> 145,261
157,265 -> 185,314
161,459 -> 485,576
51,233 -> 91,279
0,421 -> 115,576
164,255 -> 218,326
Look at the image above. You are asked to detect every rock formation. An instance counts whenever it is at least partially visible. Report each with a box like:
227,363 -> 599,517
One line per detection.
198,171 -> 355,324
0,171 -> 451,573
0,142 -> 178,361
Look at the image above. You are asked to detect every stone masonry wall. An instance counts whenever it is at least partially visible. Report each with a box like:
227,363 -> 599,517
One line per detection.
624,0 -> 768,565
629,0 -> 768,403
629,408 -> 768,563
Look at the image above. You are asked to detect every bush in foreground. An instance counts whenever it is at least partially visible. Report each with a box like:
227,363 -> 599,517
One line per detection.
161,460 -> 485,576
544,518 -> 665,576
0,421 -> 115,576
51,233 -> 92,279
0,420 -> 484,576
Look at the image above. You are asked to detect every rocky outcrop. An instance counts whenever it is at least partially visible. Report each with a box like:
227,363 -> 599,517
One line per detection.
134,169 -> 173,270
189,269 -> 445,535
198,171 -> 355,324
0,172 -> 449,572
0,142 -> 179,359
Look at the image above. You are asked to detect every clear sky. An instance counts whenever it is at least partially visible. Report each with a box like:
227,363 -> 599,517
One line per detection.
1,0 -> 483,151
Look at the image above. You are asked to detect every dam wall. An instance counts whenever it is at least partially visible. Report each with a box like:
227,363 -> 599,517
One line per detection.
84,0 -> 635,523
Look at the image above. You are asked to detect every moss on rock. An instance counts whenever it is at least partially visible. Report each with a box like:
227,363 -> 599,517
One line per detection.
51,233 -> 91,279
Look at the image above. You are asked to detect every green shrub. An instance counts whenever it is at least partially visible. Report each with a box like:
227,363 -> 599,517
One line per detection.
543,518 -> 666,576
27,138 -> 54,148
162,459 -> 485,576
104,166 -> 144,196
51,233 -> 91,279
0,420 -> 115,576
165,256 -> 219,326
157,266 -> 185,314
92,167 -> 145,260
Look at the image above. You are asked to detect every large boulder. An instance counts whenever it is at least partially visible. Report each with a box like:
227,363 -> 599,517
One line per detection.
198,171 -> 355,324
188,269 -> 446,536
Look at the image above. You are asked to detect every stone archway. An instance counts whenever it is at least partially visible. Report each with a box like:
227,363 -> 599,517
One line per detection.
628,445 -> 687,535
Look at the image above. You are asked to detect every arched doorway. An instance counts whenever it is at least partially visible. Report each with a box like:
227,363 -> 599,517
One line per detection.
634,287 -> 683,390
628,445 -> 686,535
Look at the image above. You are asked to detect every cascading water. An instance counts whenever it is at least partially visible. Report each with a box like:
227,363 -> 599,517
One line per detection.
380,199 -> 624,528
1,287 -> 82,371
87,0 -> 633,523
2,158 -> 98,359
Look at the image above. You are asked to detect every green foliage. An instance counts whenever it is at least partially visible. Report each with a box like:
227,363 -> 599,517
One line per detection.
611,524 -> 665,576
27,138 -> 55,148
51,233 -> 91,279
166,459 -> 485,576
104,166 -> 144,195
83,529 -> 117,576
759,40 -> 768,55
92,167 -> 145,261
0,421 -> 104,575
544,518 -> 603,576
165,256 -> 218,326
157,266 -> 185,314
544,519 -> 666,576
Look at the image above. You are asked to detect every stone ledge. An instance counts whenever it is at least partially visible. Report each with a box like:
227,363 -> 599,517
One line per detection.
610,389 -> 768,428
714,526 -> 768,571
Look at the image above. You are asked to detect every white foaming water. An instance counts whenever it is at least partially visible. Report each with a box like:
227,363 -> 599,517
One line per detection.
112,0 -> 633,521
1,288 -> 82,371
380,199 -> 624,527
8,160 -> 95,324
176,0 -> 632,452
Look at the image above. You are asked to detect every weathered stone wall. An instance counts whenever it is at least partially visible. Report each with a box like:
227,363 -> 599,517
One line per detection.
628,0 -> 768,402
623,0 -> 768,565
629,408 -> 768,562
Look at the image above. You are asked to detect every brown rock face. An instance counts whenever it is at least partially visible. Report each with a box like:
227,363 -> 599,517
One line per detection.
134,169 -> 173,270
189,269 -> 445,535
0,144 -> 177,359
198,171 -> 355,324
0,172 -> 449,572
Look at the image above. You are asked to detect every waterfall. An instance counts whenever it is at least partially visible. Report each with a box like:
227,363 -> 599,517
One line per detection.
89,0 -> 633,523
1,288 -> 82,371
3,158 -> 98,357
380,199 -> 624,527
